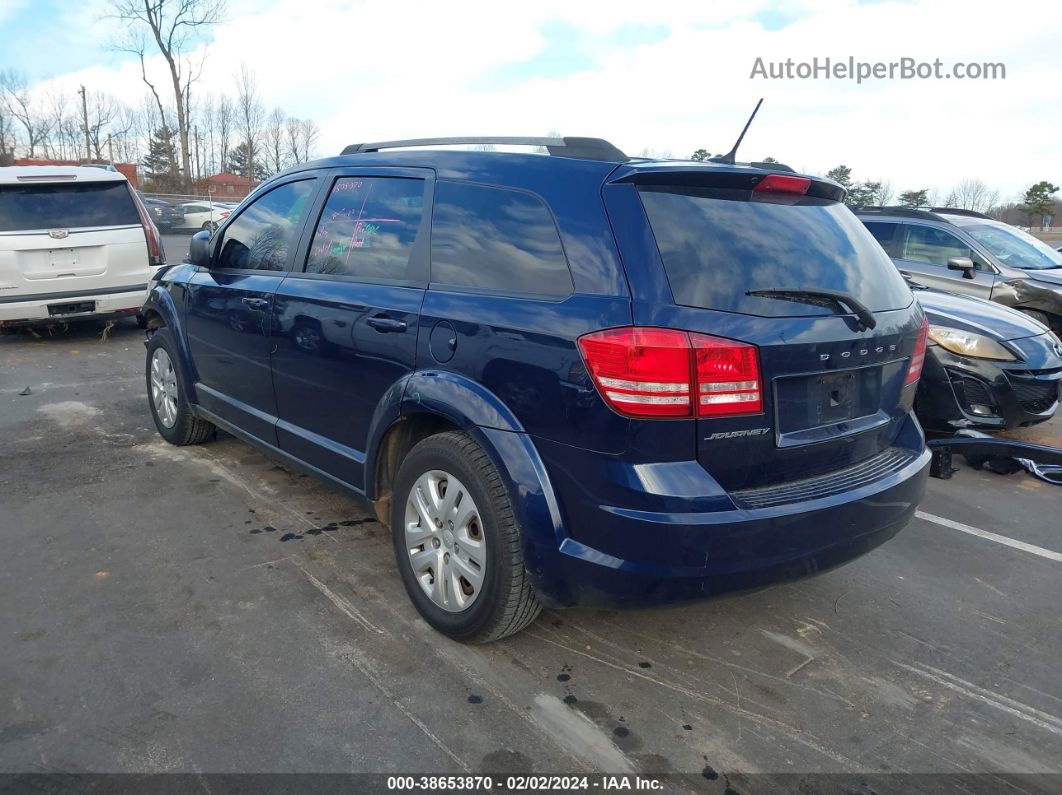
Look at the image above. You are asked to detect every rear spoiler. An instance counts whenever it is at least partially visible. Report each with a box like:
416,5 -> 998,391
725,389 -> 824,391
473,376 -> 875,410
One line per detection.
607,165 -> 846,203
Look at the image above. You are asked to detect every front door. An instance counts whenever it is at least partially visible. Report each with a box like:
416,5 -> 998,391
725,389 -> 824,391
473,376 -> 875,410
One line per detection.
894,223 -> 997,299
183,176 -> 320,443
270,170 -> 431,488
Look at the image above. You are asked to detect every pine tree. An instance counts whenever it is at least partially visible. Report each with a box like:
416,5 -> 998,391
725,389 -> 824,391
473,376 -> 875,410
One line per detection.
227,142 -> 269,181
142,126 -> 180,190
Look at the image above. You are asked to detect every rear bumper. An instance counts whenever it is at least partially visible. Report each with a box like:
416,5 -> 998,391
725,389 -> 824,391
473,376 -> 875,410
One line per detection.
527,417 -> 930,608
0,287 -> 147,326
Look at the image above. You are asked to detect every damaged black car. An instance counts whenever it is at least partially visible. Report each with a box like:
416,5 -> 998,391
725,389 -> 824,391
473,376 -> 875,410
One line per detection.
913,284 -> 1062,433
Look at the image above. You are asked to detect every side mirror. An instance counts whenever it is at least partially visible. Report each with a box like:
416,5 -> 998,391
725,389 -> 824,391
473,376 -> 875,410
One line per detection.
947,256 -> 975,279
188,230 -> 212,268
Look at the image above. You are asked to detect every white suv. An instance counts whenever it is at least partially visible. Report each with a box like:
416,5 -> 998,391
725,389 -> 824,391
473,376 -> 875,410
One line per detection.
0,166 -> 165,331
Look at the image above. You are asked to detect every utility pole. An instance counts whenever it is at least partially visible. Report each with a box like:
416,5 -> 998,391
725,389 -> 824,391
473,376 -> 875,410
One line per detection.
194,124 -> 201,185
78,85 -> 91,162
107,134 -> 114,164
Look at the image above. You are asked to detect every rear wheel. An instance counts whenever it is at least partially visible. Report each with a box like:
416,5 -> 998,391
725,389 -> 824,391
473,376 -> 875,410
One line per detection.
390,431 -> 540,642
146,328 -> 215,445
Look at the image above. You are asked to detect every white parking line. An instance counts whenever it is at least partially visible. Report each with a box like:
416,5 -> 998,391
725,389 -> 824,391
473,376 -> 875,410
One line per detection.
915,510 -> 1062,562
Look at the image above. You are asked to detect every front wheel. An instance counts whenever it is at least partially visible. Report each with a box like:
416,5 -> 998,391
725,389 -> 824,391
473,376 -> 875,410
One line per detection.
390,431 -> 540,643
1020,309 -> 1052,329
146,328 -> 215,445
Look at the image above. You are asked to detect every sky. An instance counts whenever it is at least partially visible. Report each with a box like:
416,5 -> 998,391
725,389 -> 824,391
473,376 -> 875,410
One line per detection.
1,0 -> 1060,200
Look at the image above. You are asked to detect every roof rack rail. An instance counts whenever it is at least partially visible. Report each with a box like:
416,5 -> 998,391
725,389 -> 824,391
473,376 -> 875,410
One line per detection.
856,206 -> 944,222
928,207 -> 992,219
339,136 -> 629,163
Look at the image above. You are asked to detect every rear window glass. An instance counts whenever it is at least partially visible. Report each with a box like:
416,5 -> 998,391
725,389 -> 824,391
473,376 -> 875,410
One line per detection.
0,181 -> 140,232
639,186 -> 912,317
430,181 -> 573,298
863,220 -> 899,249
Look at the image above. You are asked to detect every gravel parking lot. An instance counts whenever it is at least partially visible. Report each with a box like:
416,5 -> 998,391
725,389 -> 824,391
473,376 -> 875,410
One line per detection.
1,304 -> 1060,788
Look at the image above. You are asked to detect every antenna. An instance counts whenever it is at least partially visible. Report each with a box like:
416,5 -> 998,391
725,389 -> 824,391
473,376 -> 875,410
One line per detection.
710,98 -> 764,165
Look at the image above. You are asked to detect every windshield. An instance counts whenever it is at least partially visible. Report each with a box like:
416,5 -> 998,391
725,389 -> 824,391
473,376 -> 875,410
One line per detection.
0,181 -> 140,232
638,186 -> 912,317
962,222 -> 1062,270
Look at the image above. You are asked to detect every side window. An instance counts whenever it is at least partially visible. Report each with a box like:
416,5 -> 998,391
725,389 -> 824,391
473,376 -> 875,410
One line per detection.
304,177 -> 425,280
901,225 -> 975,268
430,181 -> 573,298
215,179 -> 316,271
863,221 -> 899,252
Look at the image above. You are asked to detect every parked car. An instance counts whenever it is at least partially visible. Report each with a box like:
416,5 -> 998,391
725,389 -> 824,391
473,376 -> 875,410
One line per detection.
176,201 -> 233,232
138,194 -> 184,231
142,136 -> 930,642
857,207 -> 1062,333
0,165 -> 165,332
912,282 -> 1062,432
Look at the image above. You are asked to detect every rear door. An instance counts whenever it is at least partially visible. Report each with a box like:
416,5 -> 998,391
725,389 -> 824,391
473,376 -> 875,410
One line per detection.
894,223 -> 996,298
606,173 -> 924,492
0,178 -> 149,306
270,169 -> 431,488
183,175 -> 320,444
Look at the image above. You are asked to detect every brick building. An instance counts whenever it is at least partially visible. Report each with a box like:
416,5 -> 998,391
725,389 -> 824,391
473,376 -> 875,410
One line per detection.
198,172 -> 252,199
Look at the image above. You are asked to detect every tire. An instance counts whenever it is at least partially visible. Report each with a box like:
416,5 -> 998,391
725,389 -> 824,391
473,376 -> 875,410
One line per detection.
146,327 -> 215,446
1020,309 -> 1052,330
390,431 -> 541,643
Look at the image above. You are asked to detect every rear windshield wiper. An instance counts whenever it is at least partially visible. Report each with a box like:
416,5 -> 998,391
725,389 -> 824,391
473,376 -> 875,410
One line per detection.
746,288 -> 877,331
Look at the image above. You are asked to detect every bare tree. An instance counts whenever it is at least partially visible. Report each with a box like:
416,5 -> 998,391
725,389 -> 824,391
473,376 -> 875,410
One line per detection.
216,93 -> 233,175
83,91 -> 124,160
950,178 -> 999,214
200,93 -> 217,174
2,71 -> 53,158
0,69 -> 15,162
285,116 -> 302,163
43,88 -> 72,160
235,66 -> 264,186
874,180 -> 894,207
264,106 -> 285,175
297,118 -> 320,162
109,0 -> 226,189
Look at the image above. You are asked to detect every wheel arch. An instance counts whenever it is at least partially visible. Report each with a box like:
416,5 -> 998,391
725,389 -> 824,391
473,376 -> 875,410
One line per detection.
142,286 -> 198,405
365,370 -> 570,602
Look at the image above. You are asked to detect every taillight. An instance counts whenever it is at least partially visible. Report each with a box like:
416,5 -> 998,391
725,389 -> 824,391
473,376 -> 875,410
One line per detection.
692,335 -> 763,416
752,174 -> 810,196
577,328 -> 692,417
578,327 -> 763,419
129,186 -> 166,267
905,315 -> 929,385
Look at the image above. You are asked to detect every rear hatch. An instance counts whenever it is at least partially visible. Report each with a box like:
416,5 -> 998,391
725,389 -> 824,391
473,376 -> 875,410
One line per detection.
612,167 -> 924,493
0,177 -> 151,303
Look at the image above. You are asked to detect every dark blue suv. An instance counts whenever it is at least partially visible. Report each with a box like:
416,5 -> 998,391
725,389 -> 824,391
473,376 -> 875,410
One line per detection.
142,137 -> 931,642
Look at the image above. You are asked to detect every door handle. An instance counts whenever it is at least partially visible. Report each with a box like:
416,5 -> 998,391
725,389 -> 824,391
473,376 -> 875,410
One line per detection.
366,316 -> 408,333
241,297 -> 269,309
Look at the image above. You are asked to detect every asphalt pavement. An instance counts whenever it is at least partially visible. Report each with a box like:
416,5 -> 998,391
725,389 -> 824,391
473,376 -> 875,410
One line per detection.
1,314 -> 1060,790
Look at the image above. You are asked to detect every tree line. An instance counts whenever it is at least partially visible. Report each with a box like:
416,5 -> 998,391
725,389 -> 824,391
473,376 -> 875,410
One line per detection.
0,0 -> 320,194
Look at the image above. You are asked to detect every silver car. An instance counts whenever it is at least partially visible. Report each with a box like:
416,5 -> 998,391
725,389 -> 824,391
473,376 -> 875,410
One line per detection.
858,207 -> 1062,333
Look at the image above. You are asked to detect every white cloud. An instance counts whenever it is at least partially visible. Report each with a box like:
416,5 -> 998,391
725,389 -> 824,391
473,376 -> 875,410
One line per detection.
15,0 -> 1062,198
